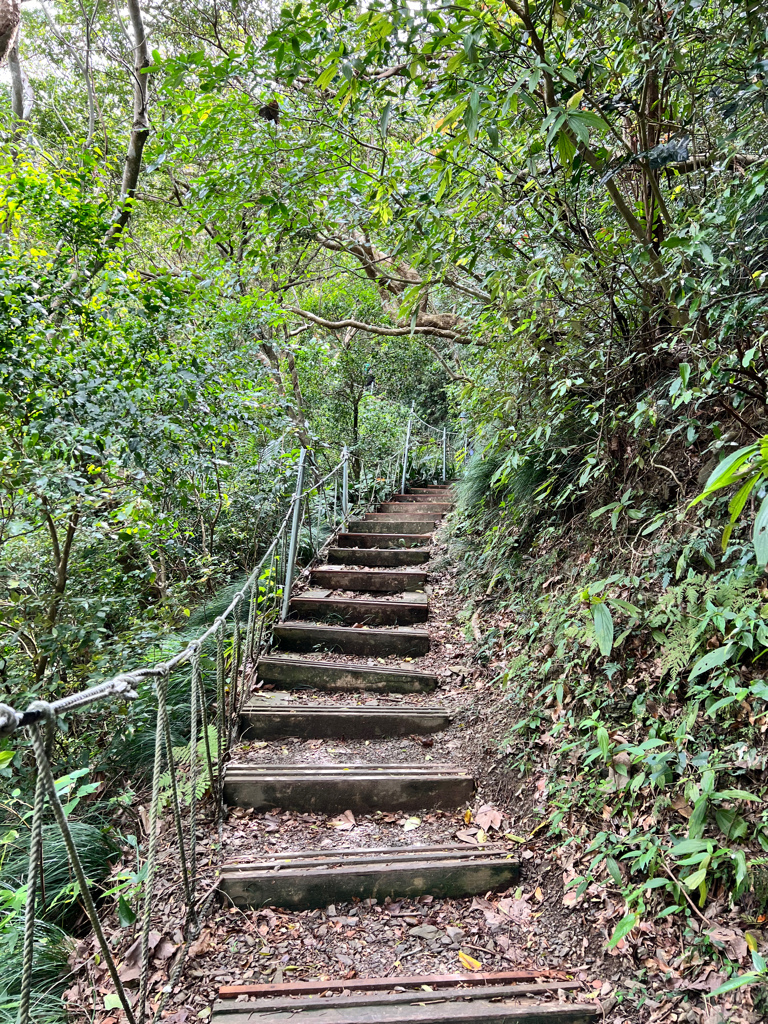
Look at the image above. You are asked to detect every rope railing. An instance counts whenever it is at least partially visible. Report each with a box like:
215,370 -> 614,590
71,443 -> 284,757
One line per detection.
3,401 -> 457,1024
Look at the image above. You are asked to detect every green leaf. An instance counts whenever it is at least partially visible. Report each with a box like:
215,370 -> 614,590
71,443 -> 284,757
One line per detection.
708,973 -> 762,997
687,796 -> 708,840
606,597 -> 642,617
605,856 -> 622,885
690,444 -> 758,505
607,912 -> 638,948
683,866 -> 708,889
754,493 -> 768,566
596,726 -> 611,762
0,751 -> 13,769
379,101 -> 393,137
118,895 -> 137,927
668,839 -> 710,856
714,789 -> 761,801
315,62 -> 338,89
592,602 -> 614,657
728,472 -> 761,522
104,994 -> 125,1010
688,644 -> 734,680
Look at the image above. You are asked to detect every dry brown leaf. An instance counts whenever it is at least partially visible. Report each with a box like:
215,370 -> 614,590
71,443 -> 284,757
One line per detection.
455,828 -> 479,845
706,926 -> 747,961
474,804 -> 503,831
329,810 -> 356,830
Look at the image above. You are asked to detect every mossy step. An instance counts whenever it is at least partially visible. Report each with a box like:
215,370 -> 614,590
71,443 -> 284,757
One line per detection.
273,622 -> 430,657
364,511 -> 442,521
327,546 -> 431,567
223,763 -> 475,814
289,592 -> 428,626
311,567 -> 428,591
218,843 -> 517,912
346,519 -> 436,535
240,698 -> 450,739
256,656 -> 438,692
335,532 -> 429,549
378,501 -> 452,513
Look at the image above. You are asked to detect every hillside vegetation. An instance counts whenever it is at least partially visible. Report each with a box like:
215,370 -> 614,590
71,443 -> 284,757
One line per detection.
2,0 -> 768,1018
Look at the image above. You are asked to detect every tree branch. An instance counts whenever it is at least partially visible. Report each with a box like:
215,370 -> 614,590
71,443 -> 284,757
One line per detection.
285,306 -> 471,342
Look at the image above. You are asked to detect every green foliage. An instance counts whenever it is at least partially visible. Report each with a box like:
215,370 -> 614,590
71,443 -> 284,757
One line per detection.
157,724 -> 219,812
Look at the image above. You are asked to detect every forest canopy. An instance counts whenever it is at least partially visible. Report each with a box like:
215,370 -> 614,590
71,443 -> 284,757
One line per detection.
3,0 -> 768,1016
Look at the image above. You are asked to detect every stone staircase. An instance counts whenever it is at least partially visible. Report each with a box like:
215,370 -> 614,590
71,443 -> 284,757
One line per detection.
213,484 -> 597,1023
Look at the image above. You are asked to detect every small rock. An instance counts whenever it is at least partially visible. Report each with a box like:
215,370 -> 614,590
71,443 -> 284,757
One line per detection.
409,924 -> 439,941
327,905 -> 337,918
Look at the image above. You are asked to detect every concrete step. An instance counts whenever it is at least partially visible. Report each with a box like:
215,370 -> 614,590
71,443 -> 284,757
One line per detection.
327,546 -> 431,567
223,764 -> 474,813
273,622 -> 430,657
347,519 -> 435,535
257,656 -> 438,692
240,698 -> 450,739
409,486 -> 454,493
311,567 -> 428,591
379,501 -> 452,513
219,843 -> 517,911
289,592 -> 428,626
335,532 -> 429,549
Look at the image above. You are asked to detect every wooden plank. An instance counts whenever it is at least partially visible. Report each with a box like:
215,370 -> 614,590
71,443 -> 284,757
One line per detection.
327,547 -> 430,567
213,997 -> 596,1023
288,595 -> 429,626
256,656 -> 438,692
272,622 -> 430,657
347,520 -> 436,535
379,502 -> 452,513
240,702 -> 450,740
223,763 -> 475,814
219,971 -> 574,998
220,846 -> 514,908
215,984 -> 579,1007
365,512 -> 442,521
311,568 -> 428,592
335,532 -> 428,549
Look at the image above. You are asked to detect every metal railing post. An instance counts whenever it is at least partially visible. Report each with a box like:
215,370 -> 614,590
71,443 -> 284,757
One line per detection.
400,402 -> 414,493
280,448 -> 306,621
442,427 -> 447,483
342,446 -> 349,519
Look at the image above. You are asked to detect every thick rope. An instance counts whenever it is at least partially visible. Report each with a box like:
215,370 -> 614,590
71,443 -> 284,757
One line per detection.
189,648 -> 199,902
27,719 -> 138,1024
215,619 -> 225,813
138,670 -> 168,1024
18,744 -> 47,1024
161,691 -> 193,914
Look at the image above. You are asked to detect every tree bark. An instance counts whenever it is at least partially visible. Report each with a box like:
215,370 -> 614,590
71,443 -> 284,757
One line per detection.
0,0 -> 19,65
52,0 -> 151,302
8,30 -> 34,128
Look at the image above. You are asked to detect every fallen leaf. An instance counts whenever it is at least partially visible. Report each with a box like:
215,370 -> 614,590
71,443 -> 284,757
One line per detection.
402,816 -> 422,832
455,828 -> 478,845
706,926 -> 747,961
474,804 -> 503,831
463,807 -> 473,825
328,810 -> 356,830
458,950 -> 482,971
